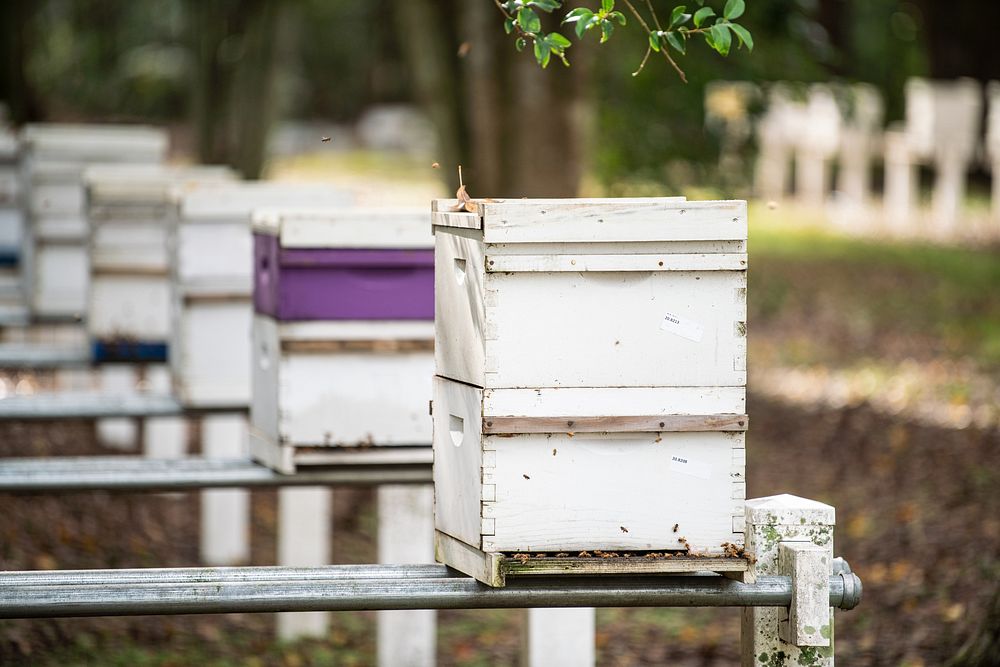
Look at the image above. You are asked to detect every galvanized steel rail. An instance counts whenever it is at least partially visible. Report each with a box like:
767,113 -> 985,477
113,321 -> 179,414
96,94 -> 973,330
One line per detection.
0,392 -> 248,419
0,344 -> 91,369
0,564 -> 863,619
0,455 -> 433,491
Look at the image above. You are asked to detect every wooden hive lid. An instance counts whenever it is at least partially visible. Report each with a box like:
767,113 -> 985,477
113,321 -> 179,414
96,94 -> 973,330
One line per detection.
176,182 -> 354,224
252,207 -> 431,249
431,197 -> 748,244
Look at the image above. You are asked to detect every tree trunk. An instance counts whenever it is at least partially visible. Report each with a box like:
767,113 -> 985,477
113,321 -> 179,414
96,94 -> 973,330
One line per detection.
184,0 -> 288,178
393,0 -> 466,191
394,1 -> 588,197
0,0 -> 43,123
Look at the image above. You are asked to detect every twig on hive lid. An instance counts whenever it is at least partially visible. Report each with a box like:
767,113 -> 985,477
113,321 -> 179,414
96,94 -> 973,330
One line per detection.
449,164 -> 499,212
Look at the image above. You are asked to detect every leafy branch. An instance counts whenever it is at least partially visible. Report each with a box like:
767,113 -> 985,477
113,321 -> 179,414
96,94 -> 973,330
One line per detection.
493,0 -> 754,79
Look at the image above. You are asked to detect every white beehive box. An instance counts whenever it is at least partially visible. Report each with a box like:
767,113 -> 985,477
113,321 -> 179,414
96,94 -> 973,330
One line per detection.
431,198 -> 750,586
248,208 -> 434,473
433,198 -> 748,390
0,129 -> 23,310
250,317 -> 435,473
170,184 -> 353,407
85,165 -> 236,345
20,124 -> 168,319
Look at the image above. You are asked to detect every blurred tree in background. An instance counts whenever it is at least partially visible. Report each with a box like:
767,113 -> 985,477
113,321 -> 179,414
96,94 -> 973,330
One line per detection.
0,0 -> 979,192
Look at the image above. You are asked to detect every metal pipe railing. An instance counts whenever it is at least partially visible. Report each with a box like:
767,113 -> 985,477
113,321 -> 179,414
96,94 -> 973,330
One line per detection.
0,564 -> 863,619
0,392 -> 251,419
0,456 -> 433,491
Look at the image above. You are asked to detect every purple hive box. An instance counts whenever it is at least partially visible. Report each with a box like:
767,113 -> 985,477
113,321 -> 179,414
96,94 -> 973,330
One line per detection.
253,233 -> 434,321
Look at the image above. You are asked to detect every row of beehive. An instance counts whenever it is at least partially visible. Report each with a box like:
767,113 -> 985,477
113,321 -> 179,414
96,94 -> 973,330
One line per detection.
241,197 -> 749,584
13,130 -> 749,585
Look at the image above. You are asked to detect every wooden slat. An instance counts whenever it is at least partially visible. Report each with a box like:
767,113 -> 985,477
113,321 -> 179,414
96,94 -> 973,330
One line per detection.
485,253 -> 747,273
281,338 -> 435,354
431,210 -> 481,230
182,291 -> 250,304
480,200 -> 747,244
482,414 -> 748,434
92,266 -> 170,278
502,554 -> 749,577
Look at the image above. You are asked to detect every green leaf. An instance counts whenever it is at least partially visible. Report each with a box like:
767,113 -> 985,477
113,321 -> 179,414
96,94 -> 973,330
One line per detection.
723,0 -> 745,20
504,17 -> 515,34
600,19 -> 615,43
575,16 -> 595,38
529,0 -> 562,11
610,10 -> 627,25
562,7 -> 593,22
665,31 -> 686,53
534,39 -> 552,66
728,22 -> 753,51
709,23 -> 731,55
547,31 -> 572,48
518,7 -> 542,33
515,36 -> 527,51
649,31 -> 662,52
669,5 -> 691,28
693,6 -> 714,27
601,0 -> 614,12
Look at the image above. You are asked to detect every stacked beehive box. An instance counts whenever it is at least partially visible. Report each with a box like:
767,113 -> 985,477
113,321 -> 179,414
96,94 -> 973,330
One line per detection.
170,184 -> 352,408
20,124 -> 167,321
0,125 -> 24,321
248,208 -> 434,473
431,198 -> 749,586
85,165 -> 235,362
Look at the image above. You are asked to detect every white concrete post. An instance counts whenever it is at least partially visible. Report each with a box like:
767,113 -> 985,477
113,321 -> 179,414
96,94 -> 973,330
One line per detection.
276,486 -> 332,640
376,485 -> 436,667
883,126 -> 916,235
96,365 -> 138,451
741,494 -> 836,667
931,148 -> 967,239
142,365 -> 186,460
525,608 -> 596,667
986,81 -> 1000,225
754,87 -> 795,202
199,414 -> 250,565
835,84 -> 883,223
794,86 -> 841,209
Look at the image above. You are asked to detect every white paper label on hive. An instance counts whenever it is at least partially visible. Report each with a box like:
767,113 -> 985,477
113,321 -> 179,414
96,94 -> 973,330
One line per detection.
660,311 -> 704,342
669,455 -> 712,480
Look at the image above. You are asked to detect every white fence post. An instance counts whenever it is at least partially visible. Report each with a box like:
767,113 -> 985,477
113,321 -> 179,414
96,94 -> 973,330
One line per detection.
883,126 -> 916,235
741,494 -> 836,667
525,608 -> 596,667
276,486 -> 332,640
142,365 -> 186,460
96,365 -> 138,451
377,485 -> 436,667
199,414 -> 250,565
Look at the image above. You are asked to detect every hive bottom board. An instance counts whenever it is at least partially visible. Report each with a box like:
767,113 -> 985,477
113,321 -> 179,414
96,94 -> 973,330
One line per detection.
435,530 -> 750,588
